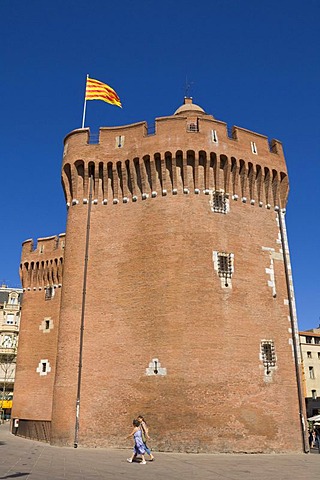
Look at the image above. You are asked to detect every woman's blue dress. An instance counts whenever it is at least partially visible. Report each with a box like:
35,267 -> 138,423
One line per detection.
133,429 -> 146,454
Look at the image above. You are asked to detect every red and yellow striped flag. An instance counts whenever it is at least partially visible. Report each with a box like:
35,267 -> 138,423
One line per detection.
85,77 -> 122,108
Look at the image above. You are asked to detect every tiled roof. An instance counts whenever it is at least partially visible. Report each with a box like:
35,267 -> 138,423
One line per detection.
299,330 -> 320,338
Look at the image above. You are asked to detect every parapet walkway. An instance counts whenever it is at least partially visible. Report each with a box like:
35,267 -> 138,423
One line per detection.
0,423 -> 318,480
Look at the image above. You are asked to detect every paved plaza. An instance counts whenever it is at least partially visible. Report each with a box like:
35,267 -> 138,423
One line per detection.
0,422 -> 318,479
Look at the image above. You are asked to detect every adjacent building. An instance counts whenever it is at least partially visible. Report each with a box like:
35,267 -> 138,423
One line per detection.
12,98 -> 307,452
0,284 -> 23,420
299,327 -> 320,418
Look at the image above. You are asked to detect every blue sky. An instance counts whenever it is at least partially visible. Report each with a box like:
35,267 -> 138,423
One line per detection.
1,0 -> 319,331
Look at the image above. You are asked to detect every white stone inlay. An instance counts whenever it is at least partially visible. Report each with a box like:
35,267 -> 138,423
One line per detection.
39,317 -> 54,333
146,358 -> 167,376
36,359 -> 51,376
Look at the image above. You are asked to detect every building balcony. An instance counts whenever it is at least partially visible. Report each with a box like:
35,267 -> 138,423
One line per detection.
0,324 -> 19,333
3,303 -> 20,312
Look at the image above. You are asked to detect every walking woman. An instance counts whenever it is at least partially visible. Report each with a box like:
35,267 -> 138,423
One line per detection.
138,415 -> 154,461
126,419 -> 147,465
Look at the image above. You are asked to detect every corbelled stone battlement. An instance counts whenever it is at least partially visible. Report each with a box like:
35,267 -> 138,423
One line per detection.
61,100 -> 287,210
20,234 -> 65,290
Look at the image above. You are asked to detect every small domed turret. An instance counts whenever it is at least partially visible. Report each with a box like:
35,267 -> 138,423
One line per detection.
174,97 -> 206,116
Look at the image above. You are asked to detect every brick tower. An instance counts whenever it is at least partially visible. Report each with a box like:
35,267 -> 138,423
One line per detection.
12,98 -> 307,452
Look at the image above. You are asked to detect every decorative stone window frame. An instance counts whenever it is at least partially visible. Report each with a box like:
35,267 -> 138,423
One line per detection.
115,135 -> 125,148
8,292 -> 19,305
39,317 -> 54,333
45,286 -> 55,301
212,251 -> 234,288
211,129 -> 218,144
210,190 -> 229,214
260,340 -> 276,375
146,358 -> 167,376
36,359 -> 51,376
5,313 -> 15,325
186,121 -> 199,133
251,141 -> 258,154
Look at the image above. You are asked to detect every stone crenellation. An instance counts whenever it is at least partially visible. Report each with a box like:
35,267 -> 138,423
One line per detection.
20,234 -> 65,290
62,151 -> 288,209
62,105 -> 287,209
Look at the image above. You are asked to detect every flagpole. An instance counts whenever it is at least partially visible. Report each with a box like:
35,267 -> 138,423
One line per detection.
81,74 -> 89,128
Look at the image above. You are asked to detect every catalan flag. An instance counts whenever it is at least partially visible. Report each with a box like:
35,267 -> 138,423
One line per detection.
85,77 -> 122,108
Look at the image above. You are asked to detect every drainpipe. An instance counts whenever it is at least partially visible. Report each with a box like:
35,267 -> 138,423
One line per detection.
277,208 -> 309,453
74,175 -> 93,448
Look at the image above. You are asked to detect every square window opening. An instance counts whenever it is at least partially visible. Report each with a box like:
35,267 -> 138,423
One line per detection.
212,192 -> 227,214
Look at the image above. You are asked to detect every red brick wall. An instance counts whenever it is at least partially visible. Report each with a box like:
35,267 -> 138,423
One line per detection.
13,235 -> 64,422
51,195 -> 302,452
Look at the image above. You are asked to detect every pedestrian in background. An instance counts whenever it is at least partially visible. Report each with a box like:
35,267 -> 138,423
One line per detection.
309,429 -> 314,448
315,427 -> 320,449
